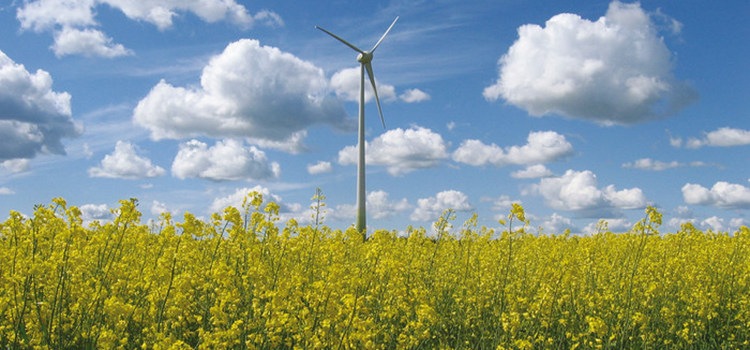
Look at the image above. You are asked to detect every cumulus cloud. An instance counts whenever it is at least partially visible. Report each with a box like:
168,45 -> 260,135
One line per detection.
410,190 -> 474,222
171,139 -> 280,181
681,127 -> 750,149
338,126 -> 449,176
151,200 -> 170,216
484,1 -> 696,125
539,213 -> 577,235
511,164 -> 554,179
701,216 -> 726,232
667,205 -> 697,230
481,195 -> 522,221
307,161 -> 332,175
399,89 -> 431,103
531,169 -> 648,215
452,131 -> 573,167
482,195 -> 521,212
17,0 -> 282,57
134,39 -> 353,152
368,190 -> 412,220
17,0 -> 97,31
80,203 -> 113,223
582,218 -> 631,235
88,141 -> 165,179
0,50 -> 82,161
330,67 -> 397,103
699,216 -> 748,232
51,26 -> 132,58
209,186 -> 303,223
730,218 -> 749,230
334,190 -> 412,222
682,182 -> 750,209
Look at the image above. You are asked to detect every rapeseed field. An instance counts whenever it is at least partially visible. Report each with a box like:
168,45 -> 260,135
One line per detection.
1,192 -> 748,349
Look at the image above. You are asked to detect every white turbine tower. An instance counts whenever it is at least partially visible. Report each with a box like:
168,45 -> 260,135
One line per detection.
316,17 -> 398,237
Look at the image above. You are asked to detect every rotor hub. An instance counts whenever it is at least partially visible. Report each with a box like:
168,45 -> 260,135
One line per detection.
357,51 -> 373,63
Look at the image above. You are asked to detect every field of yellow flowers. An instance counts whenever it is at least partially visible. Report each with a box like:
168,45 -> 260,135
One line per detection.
1,191 -> 749,350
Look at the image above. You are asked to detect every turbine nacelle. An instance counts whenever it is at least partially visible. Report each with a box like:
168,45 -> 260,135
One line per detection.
357,51 -> 373,64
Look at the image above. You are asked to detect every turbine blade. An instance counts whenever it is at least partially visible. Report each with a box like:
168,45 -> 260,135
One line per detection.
315,26 -> 364,54
371,16 -> 399,53
365,62 -> 386,129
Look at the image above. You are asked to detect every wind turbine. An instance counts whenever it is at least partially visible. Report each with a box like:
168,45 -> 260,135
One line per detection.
316,17 -> 399,237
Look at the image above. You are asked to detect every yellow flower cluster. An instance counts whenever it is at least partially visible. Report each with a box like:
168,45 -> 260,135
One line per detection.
1,193 -> 749,349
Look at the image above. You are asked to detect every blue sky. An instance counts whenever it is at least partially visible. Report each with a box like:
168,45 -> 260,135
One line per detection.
1,0 -> 749,234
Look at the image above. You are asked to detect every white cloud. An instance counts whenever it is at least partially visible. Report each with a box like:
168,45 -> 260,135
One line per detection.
682,182 -> 750,209
481,195 -> 522,221
699,216 -> 748,233
209,186 -> 303,223
99,0 -> 279,30
702,127 -> 750,147
482,195 -> 521,212
669,136 -> 683,148
682,127 -> 750,149
2,159 -> 31,172
368,190 -> 412,220
583,218 -> 631,235
452,131 -> 573,167
51,26 -> 132,58
17,0 -> 97,32
701,216 -> 725,232
252,10 -> 285,28
730,218 -> 749,230
511,164 -> 554,179
0,50 -> 82,161
0,187 -> 15,195
540,213 -> 577,235
80,203 -> 113,223
667,205 -> 696,230
171,139 -> 280,182
668,217 -> 697,231
151,200 -> 170,216
623,158 -> 716,171
674,205 -> 694,218
88,141 -> 165,179
532,169 -> 648,214
134,39 -> 354,152
307,161 -> 332,175
330,67 -> 397,103
484,1 -> 696,125
410,190 -> 474,222
246,131 -> 309,154
334,190 -> 412,222
603,185 -> 648,209
338,126 -> 449,176
400,88 -> 431,103
17,0 -> 282,57
622,158 -> 680,171
688,161 -> 714,168
328,204 -> 355,223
